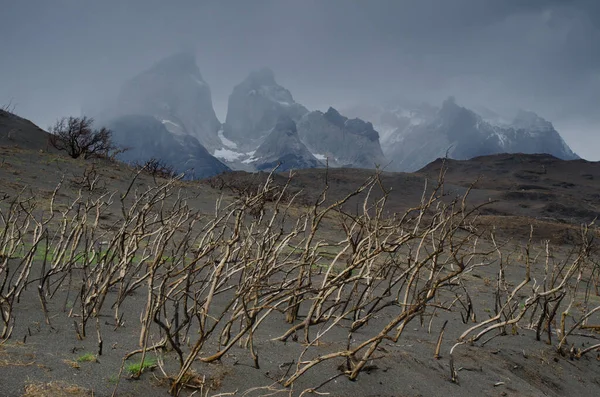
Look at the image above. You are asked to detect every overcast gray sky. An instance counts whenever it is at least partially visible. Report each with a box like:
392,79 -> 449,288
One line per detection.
1,0 -> 599,159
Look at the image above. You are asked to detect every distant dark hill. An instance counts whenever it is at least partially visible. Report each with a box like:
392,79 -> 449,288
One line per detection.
0,109 -> 54,151
417,153 -> 598,191
205,152 -> 600,242
417,153 -> 600,226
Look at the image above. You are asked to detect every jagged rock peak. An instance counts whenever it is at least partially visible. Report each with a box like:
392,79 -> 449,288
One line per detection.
245,67 -> 277,86
321,107 -> 379,141
513,109 -> 553,130
253,116 -> 321,172
116,52 -> 221,150
238,67 -> 296,105
440,96 -> 467,116
345,118 -> 378,141
274,115 -> 297,135
223,67 -> 308,147
438,96 -> 479,127
324,107 -> 346,128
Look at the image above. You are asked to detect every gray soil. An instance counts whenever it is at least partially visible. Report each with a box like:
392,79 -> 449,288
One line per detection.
1,147 -> 600,397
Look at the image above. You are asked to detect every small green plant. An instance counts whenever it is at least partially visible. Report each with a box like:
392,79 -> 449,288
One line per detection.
76,353 -> 96,363
126,357 -> 157,375
107,374 -> 119,384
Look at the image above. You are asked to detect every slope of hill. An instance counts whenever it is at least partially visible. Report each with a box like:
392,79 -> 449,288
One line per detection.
1,124 -> 600,397
0,109 -> 53,151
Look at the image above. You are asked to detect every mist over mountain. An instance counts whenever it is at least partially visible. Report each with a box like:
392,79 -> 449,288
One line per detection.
116,52 -> 222,151
84,53 -> 228,178
223,68 -> 309,149
74,49 -> 582,177
2,1 -> 599,161
2,4 -> 600,395
344,97 -> 579,172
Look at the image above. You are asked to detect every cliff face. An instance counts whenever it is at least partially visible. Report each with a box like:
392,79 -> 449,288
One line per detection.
117,52 -> 222,151
251,116 -> 322,172
297,107 -> 386,169
223,68 -> 308,149
109,115 -> 229,179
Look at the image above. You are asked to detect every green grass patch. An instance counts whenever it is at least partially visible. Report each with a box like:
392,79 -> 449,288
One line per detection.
126,357 -> 157,375
76,353 -> 96,363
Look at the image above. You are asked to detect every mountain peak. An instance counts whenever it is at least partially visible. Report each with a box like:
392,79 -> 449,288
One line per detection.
150,52 -> 203,79
512,109 -> 553,131
439,96 -> 463,114
246,67 -> 277,86
438,96 -> 478,126
116,52 -> 221,150
274,115 -> 297,135
253,116 -> 321,172
324,107 -> 346,128
224,68 -> 308,147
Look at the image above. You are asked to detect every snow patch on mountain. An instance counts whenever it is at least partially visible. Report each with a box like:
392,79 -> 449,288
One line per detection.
213,148 -> 245,161
191,75 -> 206,87
242,153 -> 257,164
160,119 -> 186,135
218,128 -> 238,149
161,119 -> 180,128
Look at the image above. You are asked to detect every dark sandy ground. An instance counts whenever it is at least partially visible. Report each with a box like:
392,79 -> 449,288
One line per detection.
1,147 -> 600,397
3,244 -> 600,397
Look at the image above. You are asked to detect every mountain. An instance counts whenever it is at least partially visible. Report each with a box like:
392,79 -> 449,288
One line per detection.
296,107 -> 386,168
216,71 -> 386,171
223,68 -> 308,149
502,110 -> 577,157
109,115 -> 229,179
342,101 -> 438,148
116,52 -> 222,151
349,98 -> 578,172
250,116 -> 322,172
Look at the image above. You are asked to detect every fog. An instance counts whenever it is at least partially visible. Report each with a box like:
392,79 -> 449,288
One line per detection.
1,0 -> 599,159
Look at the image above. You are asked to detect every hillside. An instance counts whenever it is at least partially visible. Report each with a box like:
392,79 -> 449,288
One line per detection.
0,109 -> 54,151
1,117 -> 600,397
